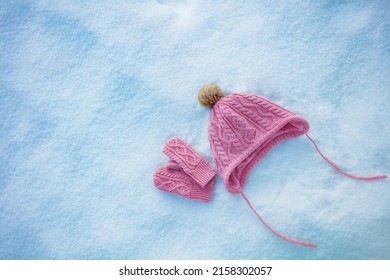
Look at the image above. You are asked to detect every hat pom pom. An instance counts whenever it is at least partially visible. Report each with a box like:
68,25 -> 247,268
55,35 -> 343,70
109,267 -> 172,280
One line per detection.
198,84 -> 224,108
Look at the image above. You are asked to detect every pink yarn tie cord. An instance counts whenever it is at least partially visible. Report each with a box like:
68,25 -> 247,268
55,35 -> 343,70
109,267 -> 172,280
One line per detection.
306,134 -> 387,181
239,191 -> 317,248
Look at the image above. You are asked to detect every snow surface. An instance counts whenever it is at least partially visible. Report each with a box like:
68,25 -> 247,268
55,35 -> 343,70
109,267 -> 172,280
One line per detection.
1,0 -> 389,259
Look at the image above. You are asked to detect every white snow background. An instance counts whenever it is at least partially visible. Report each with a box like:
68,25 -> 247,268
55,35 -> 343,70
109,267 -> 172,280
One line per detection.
0,0 -> 389,259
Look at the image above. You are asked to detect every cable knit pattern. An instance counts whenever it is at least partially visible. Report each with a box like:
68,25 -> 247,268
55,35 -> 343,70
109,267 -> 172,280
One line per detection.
229,95 -> 281,130
163,137 -> 216,188
154,137 -> 216,202
164,138 -> 201,169
208,93 -> 309,193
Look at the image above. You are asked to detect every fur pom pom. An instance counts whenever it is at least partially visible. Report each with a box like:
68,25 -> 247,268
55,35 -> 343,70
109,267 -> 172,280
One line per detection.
198,84 -> 224,108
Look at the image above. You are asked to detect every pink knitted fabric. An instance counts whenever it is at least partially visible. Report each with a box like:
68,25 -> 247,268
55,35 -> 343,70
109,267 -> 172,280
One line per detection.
154,166 -> 214,202
201,87 -> 385,248
208,93 -> 309,194
163,138 -> 216,188
154,137 -> 216,202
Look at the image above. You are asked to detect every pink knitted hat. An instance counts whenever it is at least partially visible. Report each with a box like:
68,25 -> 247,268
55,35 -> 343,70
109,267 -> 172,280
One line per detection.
208,92 -> 309,194
198,84 -> 387,248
